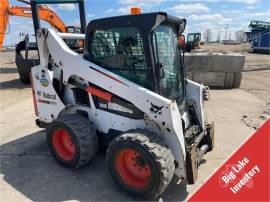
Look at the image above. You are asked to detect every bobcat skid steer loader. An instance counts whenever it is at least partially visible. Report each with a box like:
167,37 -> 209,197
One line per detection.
31,11 -> 214,199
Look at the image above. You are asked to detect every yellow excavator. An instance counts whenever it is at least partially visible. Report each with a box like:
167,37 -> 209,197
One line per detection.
0,0 -> 82,83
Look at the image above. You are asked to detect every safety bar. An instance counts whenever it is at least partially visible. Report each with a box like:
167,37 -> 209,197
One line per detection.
58,33 -> 85,40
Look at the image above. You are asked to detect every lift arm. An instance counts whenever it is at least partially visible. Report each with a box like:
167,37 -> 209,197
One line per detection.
0,0 -> 67,48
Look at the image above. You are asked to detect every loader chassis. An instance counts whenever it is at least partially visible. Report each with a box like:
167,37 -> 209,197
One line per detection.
31,12 -> 214,198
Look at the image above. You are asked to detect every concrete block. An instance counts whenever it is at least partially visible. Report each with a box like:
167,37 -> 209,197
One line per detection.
185,53 -> 210,72
192,72 -> 226,87
232,72 -> 242,88
186,72 -> 193,80
224,72 -> 234,88
192,72 -> 204,83
185,52 -> 245,88
210,53 -> 245,72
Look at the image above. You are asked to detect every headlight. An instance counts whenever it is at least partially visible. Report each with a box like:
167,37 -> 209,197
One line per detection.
203,86 -> 210,101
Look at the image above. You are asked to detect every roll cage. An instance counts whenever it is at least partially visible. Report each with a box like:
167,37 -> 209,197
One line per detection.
83,12 -> 186,101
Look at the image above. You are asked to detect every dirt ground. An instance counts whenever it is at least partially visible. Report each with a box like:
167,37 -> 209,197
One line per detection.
204,43 -> 270,129
0,44 -> 269,201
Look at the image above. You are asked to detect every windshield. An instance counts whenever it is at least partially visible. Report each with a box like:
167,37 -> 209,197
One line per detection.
187,34 -> 195,42
67,27 -> 81,33
153,24 -> 184,103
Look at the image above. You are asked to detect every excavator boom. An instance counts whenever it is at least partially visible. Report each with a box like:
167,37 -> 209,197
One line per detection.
0,0 -> 67,48
0,0 -> 9,48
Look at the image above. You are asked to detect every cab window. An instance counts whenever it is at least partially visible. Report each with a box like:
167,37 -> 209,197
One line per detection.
187,34 -> 195,42
88,27 -> 151,89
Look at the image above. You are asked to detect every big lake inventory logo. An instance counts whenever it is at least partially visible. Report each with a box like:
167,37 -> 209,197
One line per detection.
40,69 -> 49,87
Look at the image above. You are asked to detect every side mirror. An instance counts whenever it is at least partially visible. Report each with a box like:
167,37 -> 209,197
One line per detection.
157,63 -> 165,79
178,35 -> 185,46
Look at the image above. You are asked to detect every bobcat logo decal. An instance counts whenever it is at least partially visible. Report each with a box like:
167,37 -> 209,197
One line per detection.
150,103 -> 164,114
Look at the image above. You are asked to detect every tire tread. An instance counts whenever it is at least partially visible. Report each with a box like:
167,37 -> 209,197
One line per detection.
106,130 -> 174,199
48,113 -> 98,168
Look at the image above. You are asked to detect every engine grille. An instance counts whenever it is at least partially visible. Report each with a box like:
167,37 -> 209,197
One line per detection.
72,88 -> 90,106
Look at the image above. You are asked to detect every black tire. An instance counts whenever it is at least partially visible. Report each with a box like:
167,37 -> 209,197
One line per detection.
47,113 -> 98,168
106,130 -> 175,199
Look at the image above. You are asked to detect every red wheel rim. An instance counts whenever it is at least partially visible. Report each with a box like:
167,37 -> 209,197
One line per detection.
116,148 -> 151,188
52,128 -> 76,160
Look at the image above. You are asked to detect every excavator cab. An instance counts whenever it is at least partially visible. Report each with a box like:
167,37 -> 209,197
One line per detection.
66,26 -> 81,34
185,32 -> 201,52
65,26 -> 82,49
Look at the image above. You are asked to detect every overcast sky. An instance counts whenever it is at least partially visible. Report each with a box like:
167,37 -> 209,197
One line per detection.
4,0 -> 270,46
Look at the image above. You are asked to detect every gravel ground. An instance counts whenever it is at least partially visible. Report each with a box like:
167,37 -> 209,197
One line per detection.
0,45 -> 269,201
203,43 -> 270,130
240,53 -> 270,130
